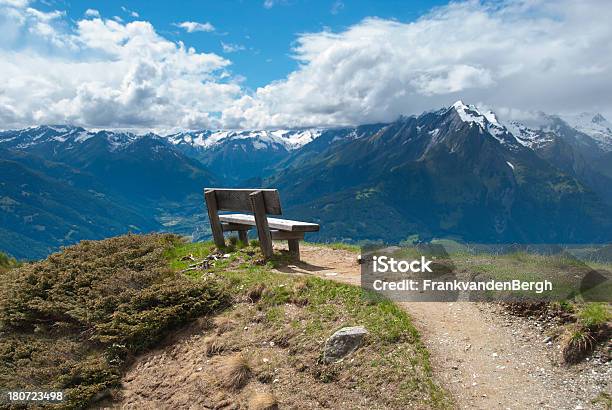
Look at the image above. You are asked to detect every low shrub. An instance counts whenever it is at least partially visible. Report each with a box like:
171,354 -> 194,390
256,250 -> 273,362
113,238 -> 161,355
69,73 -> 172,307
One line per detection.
0,234 -> 230,408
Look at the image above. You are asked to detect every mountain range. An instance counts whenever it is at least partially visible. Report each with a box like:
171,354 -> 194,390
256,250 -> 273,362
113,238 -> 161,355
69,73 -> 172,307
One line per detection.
1,102 -> 611,259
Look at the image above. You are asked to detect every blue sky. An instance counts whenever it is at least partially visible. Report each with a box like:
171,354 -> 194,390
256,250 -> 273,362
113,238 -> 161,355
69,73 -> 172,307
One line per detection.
1,0 -> 611,130
48,0 -> 448,90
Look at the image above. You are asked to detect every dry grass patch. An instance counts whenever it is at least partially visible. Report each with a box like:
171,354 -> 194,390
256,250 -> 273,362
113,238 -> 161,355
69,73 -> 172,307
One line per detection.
217,353 -> 253,390
204,336 -> 228,357
249,392 -> 279,410
215,316 -> 237,335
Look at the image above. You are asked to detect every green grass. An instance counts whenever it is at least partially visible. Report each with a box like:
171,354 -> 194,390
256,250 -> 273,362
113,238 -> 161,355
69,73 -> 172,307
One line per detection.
314,241 -> 361,253
578,303 -> 611,328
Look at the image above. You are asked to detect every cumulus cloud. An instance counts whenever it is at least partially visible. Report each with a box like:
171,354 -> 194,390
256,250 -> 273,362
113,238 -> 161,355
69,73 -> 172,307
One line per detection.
0,2 -> 239,130
222,0 -> 612,128
176,21 -> 215,33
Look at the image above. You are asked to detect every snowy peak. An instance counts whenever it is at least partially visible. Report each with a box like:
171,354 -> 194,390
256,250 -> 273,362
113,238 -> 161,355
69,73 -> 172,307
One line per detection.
450,101 -> 518,147
166,129 -> 323,151
451,100 -> 501,128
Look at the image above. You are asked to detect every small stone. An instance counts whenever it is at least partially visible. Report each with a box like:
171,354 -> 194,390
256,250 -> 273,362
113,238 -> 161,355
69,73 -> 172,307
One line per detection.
322,326 -> 368,363
543,336 -> 552,343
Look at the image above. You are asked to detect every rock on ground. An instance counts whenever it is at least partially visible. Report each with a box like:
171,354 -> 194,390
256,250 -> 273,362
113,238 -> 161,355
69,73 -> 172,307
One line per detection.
323,326 -> 368,363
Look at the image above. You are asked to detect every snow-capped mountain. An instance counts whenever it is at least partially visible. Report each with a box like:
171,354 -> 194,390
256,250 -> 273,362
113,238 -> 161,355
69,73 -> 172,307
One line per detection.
164,129 -> 323,182
2,101 -> 612,258
166,129 -> 322,151
266,101 -> 612,244
563,112 -> 612,152
0,125 -> 142,155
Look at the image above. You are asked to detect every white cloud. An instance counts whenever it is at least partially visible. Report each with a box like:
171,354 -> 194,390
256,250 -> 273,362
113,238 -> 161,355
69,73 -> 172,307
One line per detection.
121,6 -> 139,18
0,0 -> 29,7
0,2 -> 240,129
176,21 -> 215,33
331,0 -> 344,15
263,0 -> 290,9
1,0 -> 612,131
222,0 -> 612,128
221,41 -> 245,53
84,9 -> 100,18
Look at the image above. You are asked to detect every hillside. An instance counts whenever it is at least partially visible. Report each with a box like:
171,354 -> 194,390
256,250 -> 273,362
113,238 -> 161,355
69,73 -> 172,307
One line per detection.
0,151 -> 160,259
0,235 -> 448,409
0,130 -> 217,258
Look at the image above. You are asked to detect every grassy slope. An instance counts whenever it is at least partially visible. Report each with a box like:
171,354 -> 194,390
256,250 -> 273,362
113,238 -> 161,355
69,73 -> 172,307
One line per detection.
165,241 -> 451,409
0,236 -> 450,409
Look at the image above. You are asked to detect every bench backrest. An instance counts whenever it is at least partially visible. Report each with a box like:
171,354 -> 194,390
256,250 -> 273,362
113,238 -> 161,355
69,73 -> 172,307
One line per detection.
204,188 -> 282,215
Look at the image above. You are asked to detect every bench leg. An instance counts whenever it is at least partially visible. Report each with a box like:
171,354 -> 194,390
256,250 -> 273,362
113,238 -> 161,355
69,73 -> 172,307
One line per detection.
205,190 -> 225,249
288,239 -> 300,260
249,191 -> 273,259
238,230 -> 248,244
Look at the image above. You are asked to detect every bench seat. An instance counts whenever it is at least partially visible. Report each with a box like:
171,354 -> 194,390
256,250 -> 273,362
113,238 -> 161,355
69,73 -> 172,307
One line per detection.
219,213 -> 319,232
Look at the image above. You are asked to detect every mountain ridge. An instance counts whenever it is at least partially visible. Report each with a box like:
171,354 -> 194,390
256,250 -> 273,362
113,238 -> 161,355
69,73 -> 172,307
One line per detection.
2,101 -> 612,258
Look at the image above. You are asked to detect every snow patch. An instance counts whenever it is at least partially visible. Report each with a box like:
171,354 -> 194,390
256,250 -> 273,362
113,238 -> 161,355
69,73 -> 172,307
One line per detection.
452,101 -> 514,146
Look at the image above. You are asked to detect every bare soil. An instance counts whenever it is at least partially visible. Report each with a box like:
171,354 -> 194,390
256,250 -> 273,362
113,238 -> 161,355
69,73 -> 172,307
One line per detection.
274,244 -> 611,410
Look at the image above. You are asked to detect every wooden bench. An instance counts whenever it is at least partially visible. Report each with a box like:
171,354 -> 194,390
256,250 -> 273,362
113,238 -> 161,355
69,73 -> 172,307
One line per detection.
204,188 -> 319,260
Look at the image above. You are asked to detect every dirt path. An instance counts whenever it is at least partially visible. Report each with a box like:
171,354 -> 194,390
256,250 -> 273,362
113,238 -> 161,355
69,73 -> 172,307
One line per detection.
274,244 -> 611,410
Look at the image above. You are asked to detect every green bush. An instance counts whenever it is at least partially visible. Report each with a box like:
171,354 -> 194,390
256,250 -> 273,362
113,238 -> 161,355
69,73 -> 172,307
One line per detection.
0,251 -> 18,273
0,234 -> 230,409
